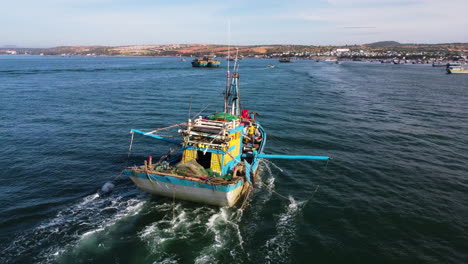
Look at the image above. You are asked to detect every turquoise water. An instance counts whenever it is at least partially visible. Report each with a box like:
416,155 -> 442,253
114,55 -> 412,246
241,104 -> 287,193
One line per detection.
0,56 -> 467,263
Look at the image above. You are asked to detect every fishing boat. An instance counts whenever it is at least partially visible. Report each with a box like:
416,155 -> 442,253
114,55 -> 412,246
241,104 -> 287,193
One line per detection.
227,56 -> 242,61
447,64 -> 468,74
123,53 -> 329,207
279,58 -> 292,63
191,56 -> 220,68
267,64 -> 275,68
432,62 -> 448,67
392,59 -> 406,64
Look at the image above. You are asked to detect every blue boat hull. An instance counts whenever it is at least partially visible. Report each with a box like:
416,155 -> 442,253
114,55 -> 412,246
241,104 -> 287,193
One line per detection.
123,170 -> 249,206
191,61 -> 208,67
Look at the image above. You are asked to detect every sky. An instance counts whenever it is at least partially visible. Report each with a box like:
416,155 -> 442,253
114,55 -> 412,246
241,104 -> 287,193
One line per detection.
1,0 -> 467,47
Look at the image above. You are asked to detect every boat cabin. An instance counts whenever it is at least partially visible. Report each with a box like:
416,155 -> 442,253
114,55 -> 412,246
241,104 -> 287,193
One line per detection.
179,115 -> 244,176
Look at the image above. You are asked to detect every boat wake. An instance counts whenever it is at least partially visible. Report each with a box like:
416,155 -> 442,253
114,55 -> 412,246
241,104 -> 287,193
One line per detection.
138,201 -> 245,264
242,162 -> 276,243
261,197 -> 304,264
2,164 -> 305,264
1,184 -> 146,264
253,160 -> 306,263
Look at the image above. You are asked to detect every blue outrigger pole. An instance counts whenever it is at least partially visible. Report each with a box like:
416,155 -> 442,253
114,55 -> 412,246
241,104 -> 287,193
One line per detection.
242,151 -> 330,160
130,129 -> 181,145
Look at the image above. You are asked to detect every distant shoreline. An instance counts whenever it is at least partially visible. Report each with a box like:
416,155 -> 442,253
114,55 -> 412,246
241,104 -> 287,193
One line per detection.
1,43 -> 467,61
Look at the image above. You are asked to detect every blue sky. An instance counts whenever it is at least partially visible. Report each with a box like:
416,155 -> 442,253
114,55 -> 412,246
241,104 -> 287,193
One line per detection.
1,0 -> 467,47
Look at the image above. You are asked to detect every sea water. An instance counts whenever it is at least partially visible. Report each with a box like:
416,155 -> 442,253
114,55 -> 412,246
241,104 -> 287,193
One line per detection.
0,56 -> 467,263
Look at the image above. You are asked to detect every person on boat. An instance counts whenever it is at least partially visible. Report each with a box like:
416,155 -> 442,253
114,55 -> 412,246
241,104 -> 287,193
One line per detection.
247,122 -> 256,143
249,111 -> 258,121
241,109 -> 249,119
241,109 -> 250,124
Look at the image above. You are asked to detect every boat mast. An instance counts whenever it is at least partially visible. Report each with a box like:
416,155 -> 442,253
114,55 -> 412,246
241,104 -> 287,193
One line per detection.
224,20 -> 231,113
224,48 -> 241,116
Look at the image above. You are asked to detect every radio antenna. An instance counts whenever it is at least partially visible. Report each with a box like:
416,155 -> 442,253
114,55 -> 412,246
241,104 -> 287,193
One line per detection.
224,20 -> 231,113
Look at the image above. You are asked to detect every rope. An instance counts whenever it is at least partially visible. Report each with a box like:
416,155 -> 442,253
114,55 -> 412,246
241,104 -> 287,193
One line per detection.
304,185 -> 320,205
145,169 -> 158,189
113,131 -> 136,180
128,131 -> 134,158
192,104 -> 211,120
263,159 -> 284,173
258,177 -> 290,201
259,177 -> 321,204
157,146 -> 180,164
204,129 -> 227,155
206,177 -> 229,184
144,123 -> 186,135
256,158 -> 330,204
240,186 -> 253,210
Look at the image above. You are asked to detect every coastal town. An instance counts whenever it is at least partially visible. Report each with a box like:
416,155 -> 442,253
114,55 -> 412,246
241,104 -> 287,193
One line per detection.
1,42 -> 467,63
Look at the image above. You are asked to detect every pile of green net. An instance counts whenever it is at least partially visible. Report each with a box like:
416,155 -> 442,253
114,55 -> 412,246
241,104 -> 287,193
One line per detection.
175,160 -> 233,179
175,160 -> 208,177
208,112 -> 239,121
205,169 -> 233,179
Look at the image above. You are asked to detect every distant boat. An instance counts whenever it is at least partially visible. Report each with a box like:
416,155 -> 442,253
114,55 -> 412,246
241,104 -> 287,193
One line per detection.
191,57 -> 220,68
227,57 -> 242,61
279,58 -> 291,63
432,62 -> 447,67
267,64 -> 275,68
393,59 -> 405,64
178,54 -> 186,62
447,64 -> 468,74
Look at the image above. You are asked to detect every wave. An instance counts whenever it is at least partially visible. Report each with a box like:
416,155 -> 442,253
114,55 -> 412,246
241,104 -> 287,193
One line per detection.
261,197 -> 304,264
1,186 -> 145,264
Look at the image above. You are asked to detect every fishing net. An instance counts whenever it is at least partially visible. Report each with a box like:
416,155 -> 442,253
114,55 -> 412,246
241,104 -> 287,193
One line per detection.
175,159 -> 208,177
208,112 -> 239,121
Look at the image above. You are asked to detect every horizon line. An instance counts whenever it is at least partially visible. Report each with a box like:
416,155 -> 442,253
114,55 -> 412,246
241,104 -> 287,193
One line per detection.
3,41 -> 468,49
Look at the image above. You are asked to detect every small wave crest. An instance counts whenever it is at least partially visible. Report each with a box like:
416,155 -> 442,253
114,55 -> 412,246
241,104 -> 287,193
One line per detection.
261,197 -> 304,264
1,186 -> 145,264
137,201 -> 245,264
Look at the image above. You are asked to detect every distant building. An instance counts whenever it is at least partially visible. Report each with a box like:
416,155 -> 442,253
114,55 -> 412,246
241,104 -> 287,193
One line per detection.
336,48 -> 350,53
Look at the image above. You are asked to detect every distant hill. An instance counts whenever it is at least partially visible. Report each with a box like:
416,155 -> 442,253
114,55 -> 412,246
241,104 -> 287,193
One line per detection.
366,41 -> 402,47
0,45 -> 18,48
3,42 -> 468,57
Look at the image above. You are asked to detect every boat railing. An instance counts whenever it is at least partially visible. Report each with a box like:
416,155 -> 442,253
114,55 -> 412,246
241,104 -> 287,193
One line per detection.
185,140 -> 228,148
193,118 -> 239,129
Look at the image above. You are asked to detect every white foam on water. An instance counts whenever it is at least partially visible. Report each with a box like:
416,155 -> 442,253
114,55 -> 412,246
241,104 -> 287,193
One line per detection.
101,181 -> 115,193
157,256 -> 180,264
138,202 -> 245,263
263,159 -> 285,173
139,202 -> 217,262
243,161 -> 276,243
2,187 -> 146,264
194,207 -> 244,264
259,161 -> 277,192
261,197 -> 304,264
